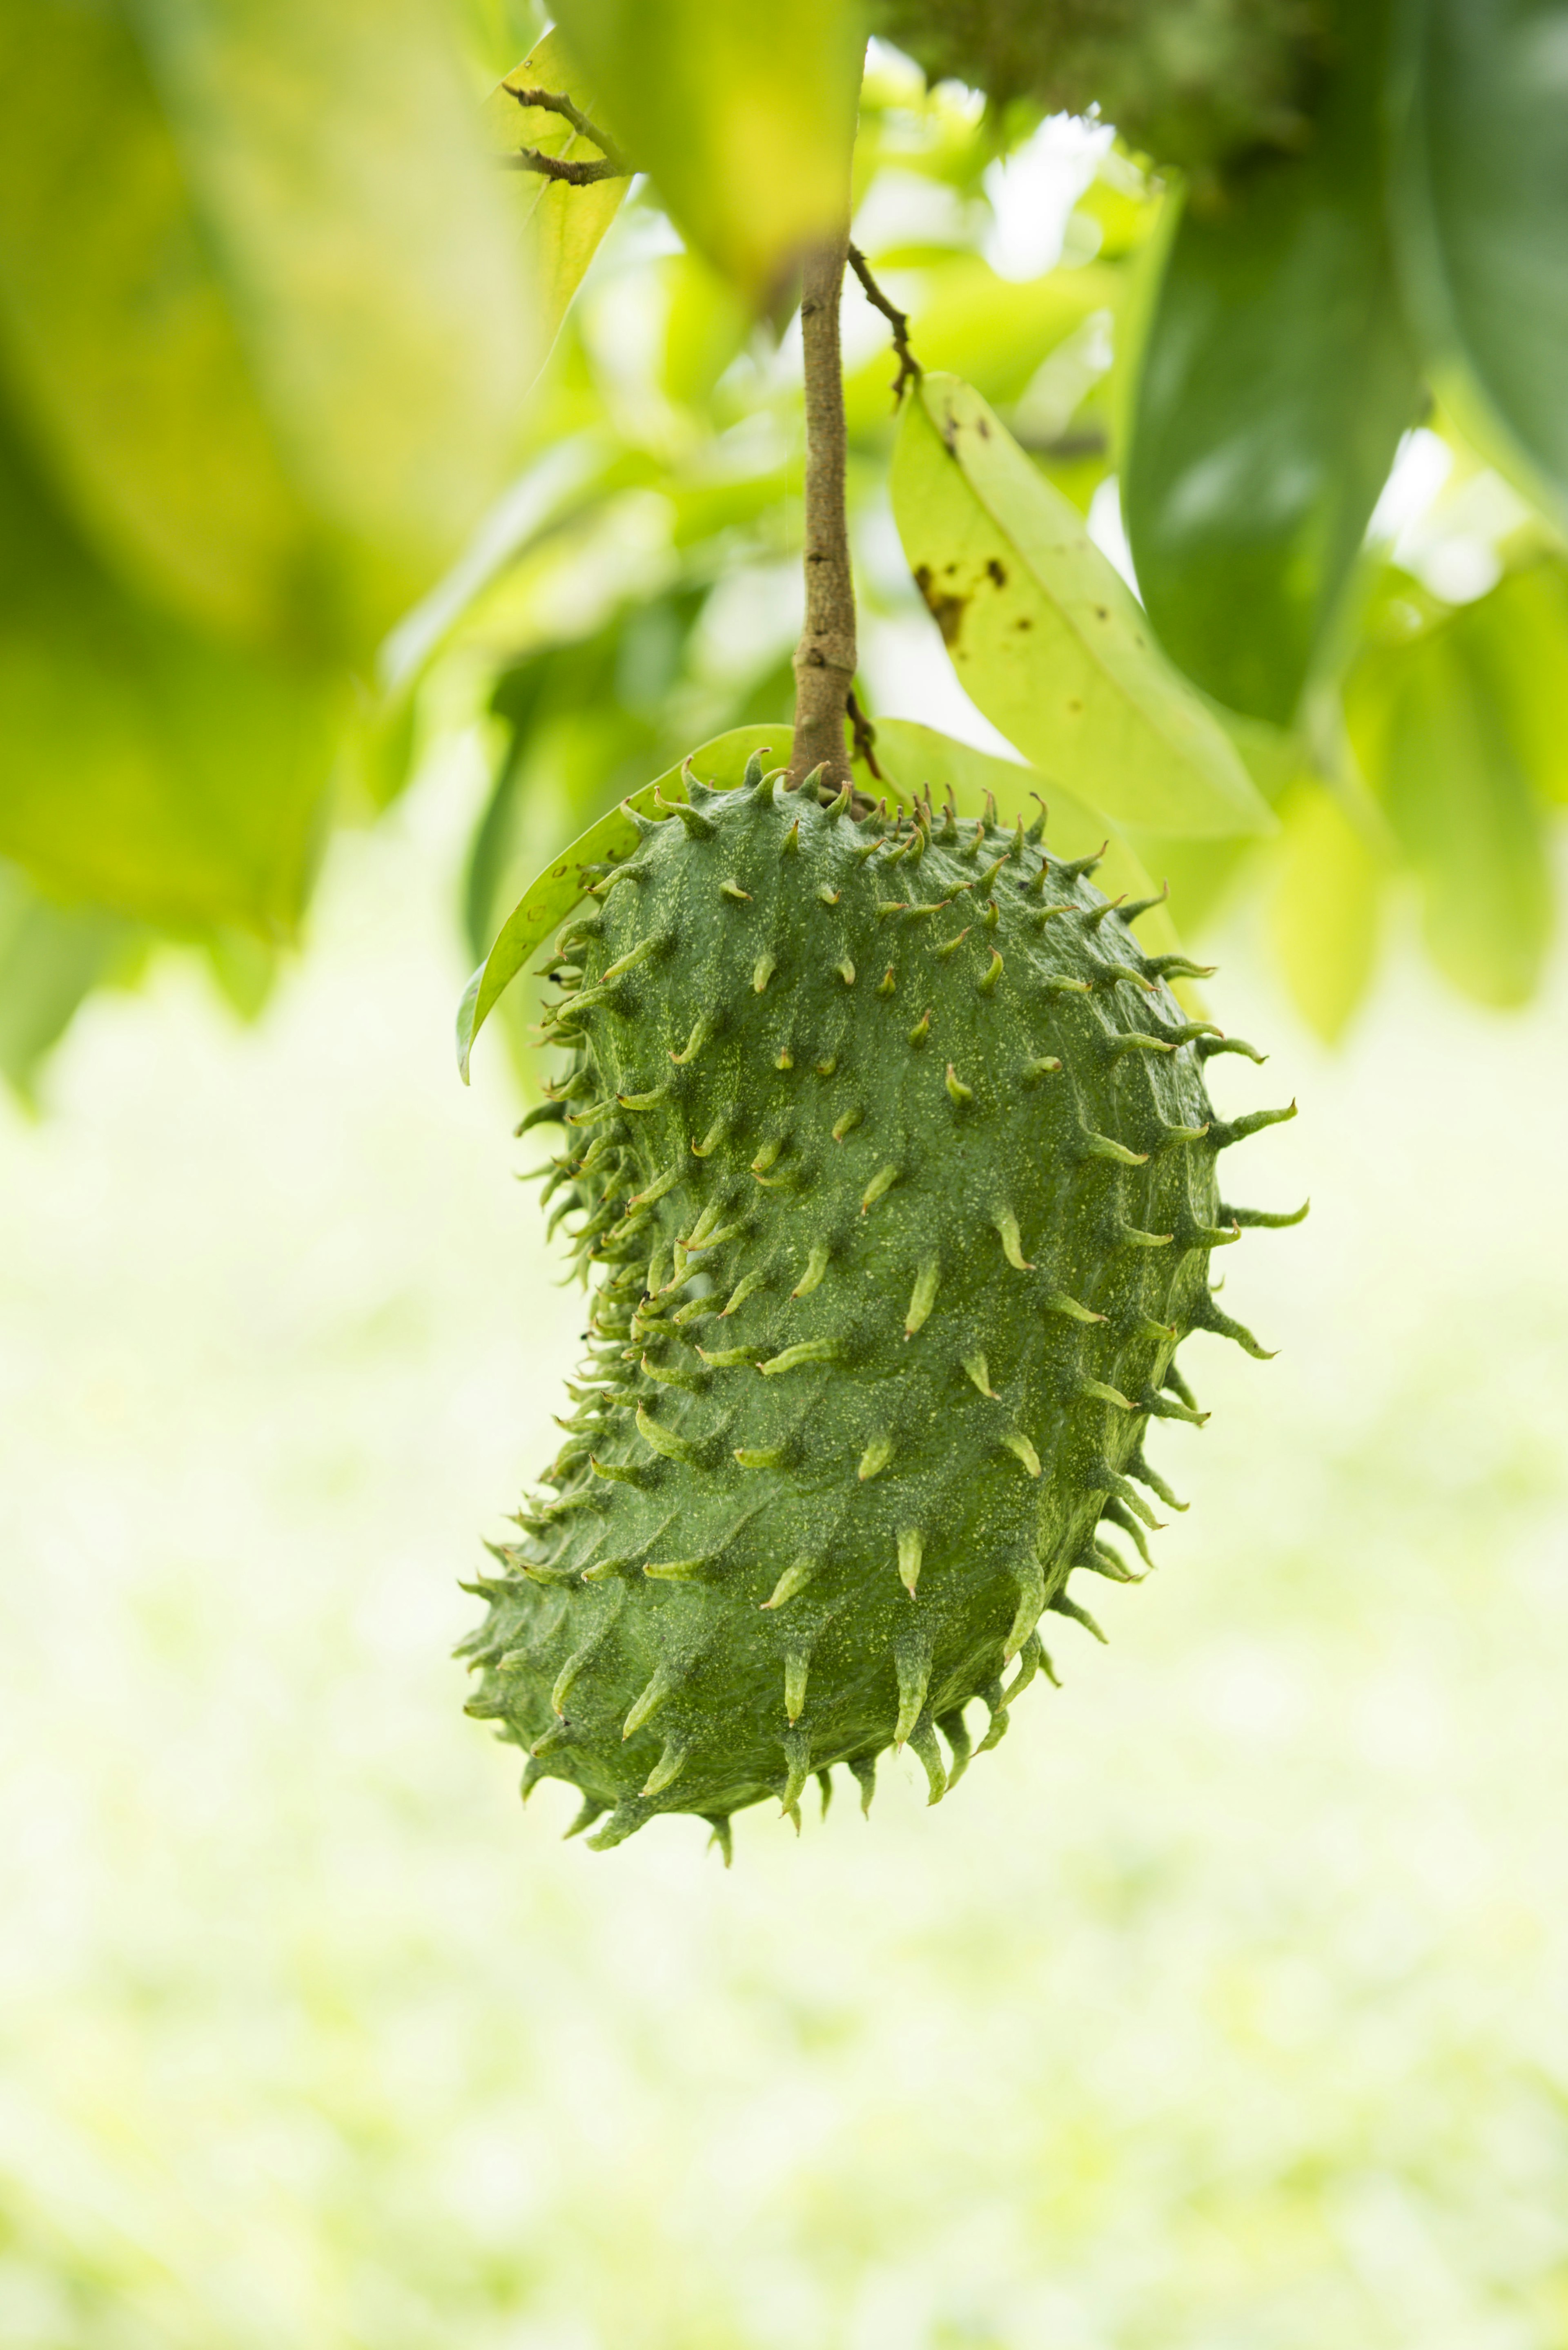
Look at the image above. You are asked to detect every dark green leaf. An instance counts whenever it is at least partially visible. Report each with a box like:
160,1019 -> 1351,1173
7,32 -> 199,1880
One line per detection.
1124,5 -> 1421,723
1391,0 -> 1568,522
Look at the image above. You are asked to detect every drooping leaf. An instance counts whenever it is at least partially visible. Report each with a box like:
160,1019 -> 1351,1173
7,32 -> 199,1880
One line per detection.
549,0 -> 866,301
1391,0 -> 1568,524
890,373 -> 1271,837
0,0 -> 532,662
0,409 -> 340,934
483,31 -> 630,366
1345,595 -> 1553,1008
1270,782 -> 1385,1043
661,253 -> 753,413
1446,558 -> 1568,809
0,1 -> 316,649
0,865 -> 141,1101
1123,1 -> 1421,725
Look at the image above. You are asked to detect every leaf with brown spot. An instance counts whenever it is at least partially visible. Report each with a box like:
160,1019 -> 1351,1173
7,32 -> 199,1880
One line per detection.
892,374 -> 1274,841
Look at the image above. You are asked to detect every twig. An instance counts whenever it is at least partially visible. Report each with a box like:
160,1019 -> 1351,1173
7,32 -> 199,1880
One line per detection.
501,82 -> 632,181
846,691 -> 882,782
786,235 -> 857,791
501,148 -> 628,185
846,243 -> 921,401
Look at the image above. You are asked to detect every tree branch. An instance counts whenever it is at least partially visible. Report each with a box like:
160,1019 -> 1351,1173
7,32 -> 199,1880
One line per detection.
846,243 -> 920,401
786,233 -> 857,792
501,147 -> 628,185
501,83 -> 632,181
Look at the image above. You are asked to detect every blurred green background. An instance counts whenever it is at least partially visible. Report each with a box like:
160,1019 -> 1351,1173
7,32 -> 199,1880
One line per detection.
2,0 -> 1567,2340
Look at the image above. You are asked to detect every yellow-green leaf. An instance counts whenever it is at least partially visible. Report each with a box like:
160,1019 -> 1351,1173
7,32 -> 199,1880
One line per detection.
1271,782 -> 1385,1044
1346,600 -> 1552,1008
0,865 -> 139,1102
0,412 -> 340,934
891,374 -> 1272,839
0,0 -> 533,660
0,1 -> 315,648
550,0 -> 865,301
483,31 -> 630,364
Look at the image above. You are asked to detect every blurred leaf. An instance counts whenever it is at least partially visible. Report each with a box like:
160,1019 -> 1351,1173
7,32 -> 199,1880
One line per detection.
1123,5 -> 1421,724
864,718 -> 1185,960
456,0 -> 548,83
0,866 -> 139,1102
1392,0 -> 1568,524
0,0 -> 532,662
201,926 -> 280,1022
1271,781 -> 1385,1042
1346,597 -> 1553,1007
339,681 -> 423,817
0,2 -> 318,650
846,256 -> 1119,432
0,410 -> 340,933
891,373 -> 1272,837
458,723 -> 784,1077
661,255 -> 752,413
1120,832 -> 1257,944
1453,558 -> 1568,809
550,0 -> 866,300
483,33 -> 630,363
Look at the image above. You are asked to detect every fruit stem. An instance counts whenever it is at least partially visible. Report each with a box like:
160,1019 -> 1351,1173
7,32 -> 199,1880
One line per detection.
786,231 -> 857,791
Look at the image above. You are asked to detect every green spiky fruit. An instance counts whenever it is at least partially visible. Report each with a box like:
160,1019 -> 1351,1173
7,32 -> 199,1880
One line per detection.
871,0 -> 1325,182
461,760 -> 1298,1855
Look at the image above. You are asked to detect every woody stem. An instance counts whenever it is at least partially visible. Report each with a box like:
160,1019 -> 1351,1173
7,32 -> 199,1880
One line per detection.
786,232 -> 856,790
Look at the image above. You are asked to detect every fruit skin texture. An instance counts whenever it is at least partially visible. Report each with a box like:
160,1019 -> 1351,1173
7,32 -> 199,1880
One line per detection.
460,763 -> 1294,1854
870,0 -> 1325,184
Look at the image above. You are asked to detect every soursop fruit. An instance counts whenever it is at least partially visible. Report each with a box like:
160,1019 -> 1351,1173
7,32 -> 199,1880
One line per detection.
871,0 -> 1326,182
460,759 -> 1299,1855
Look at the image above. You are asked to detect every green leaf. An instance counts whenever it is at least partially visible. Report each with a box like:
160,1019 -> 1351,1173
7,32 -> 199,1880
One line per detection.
0,865 -> 140,1102
1123,10 -> 1421,725
1270,783 -> 1385,1043
549,0 -> 866,300
0,408 -> 340,933
863,718 -> 1185,963
0,0 -> 532,660
1446,558 -> 1568,809
457,724 -> 786,1078
1391,0 -> 1568,524
891,374 -> 1271,838
483,32 -> 630,365
1345,595 -> 1553,1008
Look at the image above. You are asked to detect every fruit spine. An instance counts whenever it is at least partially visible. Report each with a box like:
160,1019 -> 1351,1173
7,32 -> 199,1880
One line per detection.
460,757 -> 1300,1856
